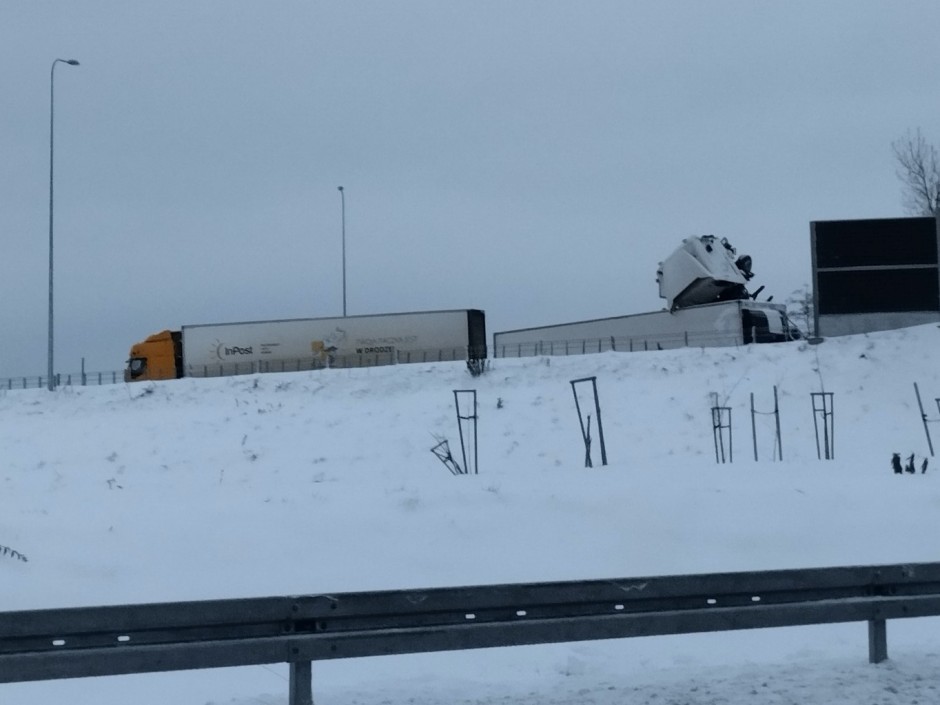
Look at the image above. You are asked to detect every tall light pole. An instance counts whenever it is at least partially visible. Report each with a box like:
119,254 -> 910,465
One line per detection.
48,57 -> 80,391
338,186 -> 346,316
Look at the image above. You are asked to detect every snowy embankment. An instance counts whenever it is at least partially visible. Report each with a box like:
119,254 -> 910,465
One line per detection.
2,324 -> 939,704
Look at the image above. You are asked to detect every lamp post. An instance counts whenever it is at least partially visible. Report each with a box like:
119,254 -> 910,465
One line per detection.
48,57 -> 80,391
338,185 -> 346,316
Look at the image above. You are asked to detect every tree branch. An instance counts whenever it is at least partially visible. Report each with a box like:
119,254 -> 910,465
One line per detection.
892,128 -> 940,216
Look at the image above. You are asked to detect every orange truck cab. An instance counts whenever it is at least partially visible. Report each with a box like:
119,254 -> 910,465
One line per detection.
124,330 -> 182,382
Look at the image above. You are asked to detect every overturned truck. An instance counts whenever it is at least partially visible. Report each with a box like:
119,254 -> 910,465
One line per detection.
494,235 -> 800,357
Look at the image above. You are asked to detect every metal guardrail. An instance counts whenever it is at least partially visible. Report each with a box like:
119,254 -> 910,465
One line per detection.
2,562 -> 939,704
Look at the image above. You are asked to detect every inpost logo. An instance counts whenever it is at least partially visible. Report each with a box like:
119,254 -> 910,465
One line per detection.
211,340 -> 253,361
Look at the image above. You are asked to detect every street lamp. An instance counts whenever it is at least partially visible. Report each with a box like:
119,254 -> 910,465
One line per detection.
338,186 -> 346,316
48,57 -> 80,391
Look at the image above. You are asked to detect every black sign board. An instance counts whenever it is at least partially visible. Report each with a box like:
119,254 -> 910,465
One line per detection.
812,217 -> 939,316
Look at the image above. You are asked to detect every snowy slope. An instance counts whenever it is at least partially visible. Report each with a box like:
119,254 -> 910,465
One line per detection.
2,324 -> 940,704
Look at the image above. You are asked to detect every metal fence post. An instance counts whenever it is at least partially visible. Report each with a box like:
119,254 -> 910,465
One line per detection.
453,390 -> 479,475
914,383 -> 935,456
570,376 -> 608,467
811,392 -> 835,460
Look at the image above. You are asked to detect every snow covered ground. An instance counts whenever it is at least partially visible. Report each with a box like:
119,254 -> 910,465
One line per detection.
2,324 -> 940,704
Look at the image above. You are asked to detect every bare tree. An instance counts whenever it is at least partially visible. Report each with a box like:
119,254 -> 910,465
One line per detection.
786,284 -> 815,338
892,128 -> 940,216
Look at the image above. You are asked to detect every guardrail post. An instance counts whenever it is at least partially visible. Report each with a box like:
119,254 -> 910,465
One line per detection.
289,660 -> 313,705
868,618 -> 887,663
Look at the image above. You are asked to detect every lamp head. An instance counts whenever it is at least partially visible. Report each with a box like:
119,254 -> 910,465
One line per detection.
65,59 -> 80,66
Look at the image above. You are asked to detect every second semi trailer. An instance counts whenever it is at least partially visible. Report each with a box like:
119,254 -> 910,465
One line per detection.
125,309 -> 486,382
493,300 -> 797,357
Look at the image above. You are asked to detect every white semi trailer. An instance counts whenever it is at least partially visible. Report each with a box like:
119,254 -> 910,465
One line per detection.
125,309 -> 486,381
493,300 -> 796,357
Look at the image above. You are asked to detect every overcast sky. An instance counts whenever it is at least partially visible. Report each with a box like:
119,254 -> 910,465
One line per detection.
3,2 -> 939,378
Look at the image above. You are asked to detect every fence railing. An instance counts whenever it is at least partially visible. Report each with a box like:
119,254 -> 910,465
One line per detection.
493,329 -> 752,358
1,371 -> 122,391
186,345 -> 484,378
1,346 -> 489,390
2,562 -> 939,705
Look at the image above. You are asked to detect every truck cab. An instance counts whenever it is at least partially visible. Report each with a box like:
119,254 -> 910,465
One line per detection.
125,330 -> 182,382
741,305 -> 802,344
657,235 -> 755,311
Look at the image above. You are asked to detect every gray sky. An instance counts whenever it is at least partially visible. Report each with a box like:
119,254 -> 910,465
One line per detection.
3,1 -> 939,378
